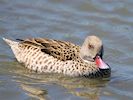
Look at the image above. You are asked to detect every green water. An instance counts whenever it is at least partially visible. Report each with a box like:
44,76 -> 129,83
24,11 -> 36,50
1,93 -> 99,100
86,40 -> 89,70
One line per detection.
0,0 -> 133,100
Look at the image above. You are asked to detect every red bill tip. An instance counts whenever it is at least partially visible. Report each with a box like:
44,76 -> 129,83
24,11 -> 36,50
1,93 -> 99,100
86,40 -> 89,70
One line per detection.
95,56 -> 109,69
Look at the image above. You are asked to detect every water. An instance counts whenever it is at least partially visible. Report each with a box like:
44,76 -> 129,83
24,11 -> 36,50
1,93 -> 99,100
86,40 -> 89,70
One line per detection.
0,0 -> 133,100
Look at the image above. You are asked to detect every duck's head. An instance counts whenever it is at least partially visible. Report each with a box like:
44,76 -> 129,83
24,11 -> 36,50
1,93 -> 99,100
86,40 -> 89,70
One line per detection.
80,35 -> 103,61
80,35 -> 110,70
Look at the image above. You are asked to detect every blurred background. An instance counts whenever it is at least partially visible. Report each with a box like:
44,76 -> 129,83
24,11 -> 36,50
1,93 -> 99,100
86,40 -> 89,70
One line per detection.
0,0 -> 133,100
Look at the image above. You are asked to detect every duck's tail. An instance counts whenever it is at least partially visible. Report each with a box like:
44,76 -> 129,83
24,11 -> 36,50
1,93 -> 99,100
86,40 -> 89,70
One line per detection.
3,38 -> 22,62
3,38 -> 19,47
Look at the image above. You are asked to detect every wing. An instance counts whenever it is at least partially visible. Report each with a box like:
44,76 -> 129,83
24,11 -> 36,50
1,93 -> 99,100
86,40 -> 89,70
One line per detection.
17,38 -> 80,61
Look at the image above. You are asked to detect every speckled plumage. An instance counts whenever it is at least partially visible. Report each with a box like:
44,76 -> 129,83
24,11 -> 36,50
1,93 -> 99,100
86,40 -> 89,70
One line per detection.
3,36 -> 111,78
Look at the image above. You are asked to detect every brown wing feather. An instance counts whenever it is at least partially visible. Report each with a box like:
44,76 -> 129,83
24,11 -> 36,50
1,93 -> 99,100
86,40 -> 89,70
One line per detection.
18,38 -> 80,61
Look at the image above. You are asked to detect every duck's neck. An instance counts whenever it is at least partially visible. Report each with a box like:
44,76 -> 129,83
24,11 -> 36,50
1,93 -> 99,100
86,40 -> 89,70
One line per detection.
79,49 -> 94,63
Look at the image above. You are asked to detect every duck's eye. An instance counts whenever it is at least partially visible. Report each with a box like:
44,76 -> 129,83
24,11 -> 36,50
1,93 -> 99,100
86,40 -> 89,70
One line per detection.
88,44 -> 94,49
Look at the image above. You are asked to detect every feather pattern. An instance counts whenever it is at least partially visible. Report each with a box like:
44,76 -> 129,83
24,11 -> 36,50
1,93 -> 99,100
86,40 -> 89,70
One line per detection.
19,38 -> 80,61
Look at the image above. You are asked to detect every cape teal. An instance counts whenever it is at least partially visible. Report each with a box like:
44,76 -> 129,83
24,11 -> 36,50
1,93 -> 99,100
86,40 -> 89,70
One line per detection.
3,36 -> 111,78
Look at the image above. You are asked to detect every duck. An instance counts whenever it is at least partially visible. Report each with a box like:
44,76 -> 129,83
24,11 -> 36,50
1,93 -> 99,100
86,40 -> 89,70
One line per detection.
3,35 -> 111,78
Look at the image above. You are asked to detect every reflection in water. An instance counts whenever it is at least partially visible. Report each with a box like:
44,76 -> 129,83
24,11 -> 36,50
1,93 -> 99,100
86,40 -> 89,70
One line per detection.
10,61 -> 110,100
20,84 -> 48,100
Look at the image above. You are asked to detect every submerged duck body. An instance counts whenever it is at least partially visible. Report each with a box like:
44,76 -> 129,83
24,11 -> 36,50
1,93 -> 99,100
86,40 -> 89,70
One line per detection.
3,36 -> 111,78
